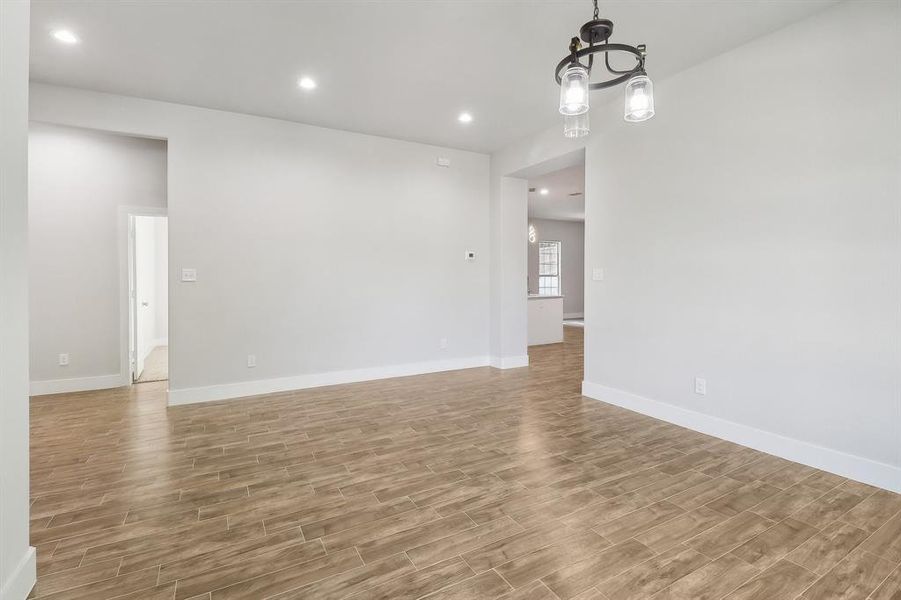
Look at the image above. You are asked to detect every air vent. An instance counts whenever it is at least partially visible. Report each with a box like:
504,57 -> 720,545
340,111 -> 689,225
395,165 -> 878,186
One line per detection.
528,187 -> 536,193
568,192 -> 583,196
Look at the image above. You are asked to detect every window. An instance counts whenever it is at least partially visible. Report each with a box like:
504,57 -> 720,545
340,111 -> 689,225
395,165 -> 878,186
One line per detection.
538,241 -> 562,296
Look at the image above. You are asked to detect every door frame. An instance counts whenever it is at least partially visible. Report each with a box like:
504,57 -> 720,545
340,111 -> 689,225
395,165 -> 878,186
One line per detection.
506,149 -> 586,359
118,206 -> 168,386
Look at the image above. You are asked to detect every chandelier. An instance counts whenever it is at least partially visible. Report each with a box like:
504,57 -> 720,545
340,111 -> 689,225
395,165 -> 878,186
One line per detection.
554,0 -> 655,137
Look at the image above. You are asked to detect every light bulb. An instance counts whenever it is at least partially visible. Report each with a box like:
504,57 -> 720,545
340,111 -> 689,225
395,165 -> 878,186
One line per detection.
52,29 -> 79,44
624,74 -> 655,122
559,65 -> 590,116
565,86 -> 585,109
563,112 -> 590,138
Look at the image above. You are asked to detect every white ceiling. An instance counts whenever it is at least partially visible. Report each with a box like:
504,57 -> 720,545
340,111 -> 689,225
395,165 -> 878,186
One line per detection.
30,1 -> 836,153
529,165 -> 585,221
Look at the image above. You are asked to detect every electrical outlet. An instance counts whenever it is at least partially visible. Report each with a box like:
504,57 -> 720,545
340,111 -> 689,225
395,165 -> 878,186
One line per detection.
694,377 -> 707,396
181,268 -> 197,282
440,337 -> 448,349
247,354 -> 257,368
58,353 -> 69,366
592,268 -> 604,281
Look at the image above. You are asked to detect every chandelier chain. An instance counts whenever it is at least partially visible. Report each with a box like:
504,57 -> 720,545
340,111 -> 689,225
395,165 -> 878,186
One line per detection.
592,0 -> 599,20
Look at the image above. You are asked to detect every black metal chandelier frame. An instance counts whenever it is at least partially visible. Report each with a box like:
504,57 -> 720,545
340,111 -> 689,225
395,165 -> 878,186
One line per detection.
553,0 -> 648,90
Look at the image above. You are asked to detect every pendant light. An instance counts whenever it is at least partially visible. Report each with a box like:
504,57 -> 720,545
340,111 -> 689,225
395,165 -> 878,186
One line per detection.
563,113 -> 590,138
554,0 -> 654,135
624,74 -> 655,122
559,65 -> 590,116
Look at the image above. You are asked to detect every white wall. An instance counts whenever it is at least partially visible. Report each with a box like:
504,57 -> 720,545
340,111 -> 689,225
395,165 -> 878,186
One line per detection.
0,0 -> 35,597
493,0 -> 901,491
30,86 -> 491,403
28,123 -> 167,391
488,175 -> 530,368
528,218 -> 584,316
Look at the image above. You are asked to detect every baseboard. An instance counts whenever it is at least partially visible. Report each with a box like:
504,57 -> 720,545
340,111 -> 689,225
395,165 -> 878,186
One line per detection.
169,355 -> 491,405
30,373 -> 126,396
564,312 -> 584,319
489,355 -> 530,369
0,546 -> 35,600
582,381 -> 901,493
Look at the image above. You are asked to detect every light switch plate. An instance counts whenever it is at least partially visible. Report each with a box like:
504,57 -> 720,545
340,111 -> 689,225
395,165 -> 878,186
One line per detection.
181,268 -> 197,282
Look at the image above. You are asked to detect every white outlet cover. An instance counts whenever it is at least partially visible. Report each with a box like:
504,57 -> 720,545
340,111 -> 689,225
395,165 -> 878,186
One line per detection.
58,353 -> 69,366
436,157 -> 451,168
247,354 -> 257,368
694,377 -> 707,395
592,268 -> 604,281
181,268 -> 198,282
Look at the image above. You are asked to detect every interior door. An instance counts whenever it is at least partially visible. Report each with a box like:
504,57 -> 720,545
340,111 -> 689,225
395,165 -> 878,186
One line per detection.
133,216 -> 159,379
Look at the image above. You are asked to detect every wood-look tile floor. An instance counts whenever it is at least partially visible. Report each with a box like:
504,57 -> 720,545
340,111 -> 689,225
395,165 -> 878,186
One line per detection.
30,328 -> 901,599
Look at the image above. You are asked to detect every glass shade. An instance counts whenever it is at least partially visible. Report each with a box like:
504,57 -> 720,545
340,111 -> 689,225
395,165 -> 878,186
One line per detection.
563,112 -> 589,138
624,74 -> 655,122
559,65 -> 590,116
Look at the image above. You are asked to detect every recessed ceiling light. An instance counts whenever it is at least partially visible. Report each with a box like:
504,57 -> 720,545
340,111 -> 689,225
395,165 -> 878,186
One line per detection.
539,188 -> 549,195
52,29 -> 79,44
458,112 -> 473,124
298,77 -> 317,90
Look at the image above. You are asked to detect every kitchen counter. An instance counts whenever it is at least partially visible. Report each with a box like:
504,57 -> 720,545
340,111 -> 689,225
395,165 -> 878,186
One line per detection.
527,295 -> 564,345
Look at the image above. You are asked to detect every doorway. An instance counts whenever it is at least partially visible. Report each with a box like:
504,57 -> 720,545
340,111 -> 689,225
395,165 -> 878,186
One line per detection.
128,214 -> 168,383
525,161 -> 586,347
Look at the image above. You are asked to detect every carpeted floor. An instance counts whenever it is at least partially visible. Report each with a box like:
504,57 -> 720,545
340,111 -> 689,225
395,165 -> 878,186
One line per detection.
136,345 -> 168,383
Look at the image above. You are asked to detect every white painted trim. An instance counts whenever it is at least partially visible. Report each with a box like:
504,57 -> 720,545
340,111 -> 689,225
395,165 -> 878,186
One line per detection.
563,312 -> 584,319
0,546 -> 35,600
30,374 -> 126,397
169,356 -> 491,406
582,381 -> 901,493
489,355 -> 530,369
